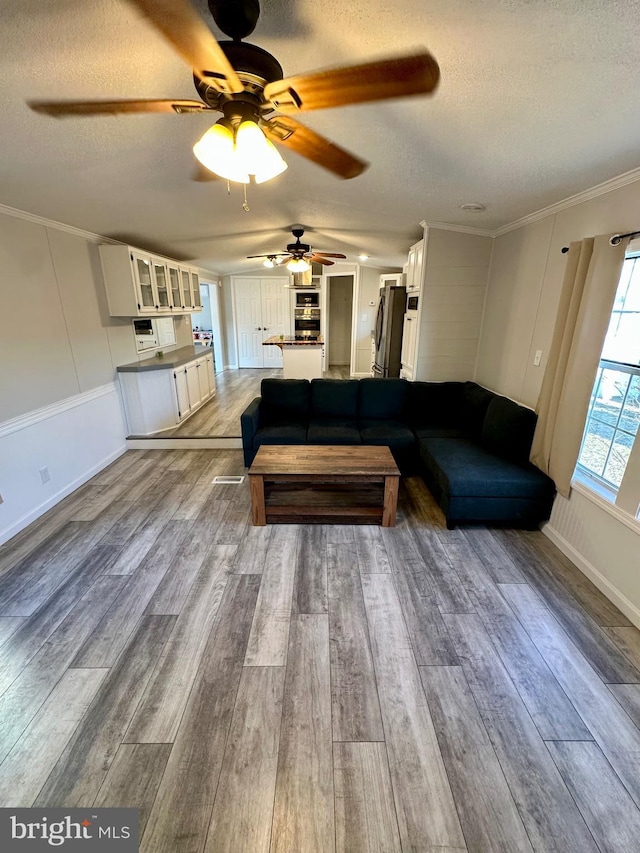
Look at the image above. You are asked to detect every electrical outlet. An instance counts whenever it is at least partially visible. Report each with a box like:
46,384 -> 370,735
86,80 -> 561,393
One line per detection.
533,350 -> 542,366
39,467 -> 50,484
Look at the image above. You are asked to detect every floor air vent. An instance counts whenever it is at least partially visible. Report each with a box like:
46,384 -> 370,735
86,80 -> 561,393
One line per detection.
212,475 -> 245,485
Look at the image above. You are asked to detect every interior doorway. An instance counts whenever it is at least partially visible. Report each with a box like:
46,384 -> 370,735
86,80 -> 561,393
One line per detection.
324,273 -> 355,374
194,280 -> 224,372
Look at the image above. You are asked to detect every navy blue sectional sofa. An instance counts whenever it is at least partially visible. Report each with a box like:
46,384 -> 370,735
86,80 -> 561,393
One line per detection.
240,377 -> 556,528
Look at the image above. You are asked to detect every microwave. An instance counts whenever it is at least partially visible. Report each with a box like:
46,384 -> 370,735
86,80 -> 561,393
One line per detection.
295,291 -> 320,307
407,294 -> 419,311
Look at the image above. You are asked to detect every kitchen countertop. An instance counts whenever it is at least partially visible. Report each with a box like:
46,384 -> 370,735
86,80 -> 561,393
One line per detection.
116,345 -> 210,373
262,335 -> 324,347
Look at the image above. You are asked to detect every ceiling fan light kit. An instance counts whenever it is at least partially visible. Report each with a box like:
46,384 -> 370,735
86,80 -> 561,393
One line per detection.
27,0 -> 440,196
193,116 -> 287,184
287,258 -> 310,273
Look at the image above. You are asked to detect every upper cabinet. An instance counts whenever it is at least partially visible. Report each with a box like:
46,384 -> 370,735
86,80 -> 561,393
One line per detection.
100,244 -> 201,317
379,272 -> 404,289
406,239 -> 424,292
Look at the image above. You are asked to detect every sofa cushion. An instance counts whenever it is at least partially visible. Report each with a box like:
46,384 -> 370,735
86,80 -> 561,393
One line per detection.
461,382 -> 495,437
413,425 -> 470,440
260,379 -> 310,424
419,437 -> 554,500
407,382 -> 466,430
254,423 -> 308,447
358,378 -> 408,420
311,379 -> 359,419
482,396 -> 537,464
360,419 -> 416,448
307,419 -> 361,444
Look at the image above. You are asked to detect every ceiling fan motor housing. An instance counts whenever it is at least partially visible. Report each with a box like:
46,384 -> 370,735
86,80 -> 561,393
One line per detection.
208,0 -> 260,41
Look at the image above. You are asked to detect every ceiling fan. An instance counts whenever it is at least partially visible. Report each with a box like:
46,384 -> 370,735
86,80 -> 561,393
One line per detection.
247,227 -> 346,272
27,0 -> 440,183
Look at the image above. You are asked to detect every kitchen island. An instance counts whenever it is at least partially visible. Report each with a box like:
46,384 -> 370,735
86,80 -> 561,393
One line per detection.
262,335 -> 324,380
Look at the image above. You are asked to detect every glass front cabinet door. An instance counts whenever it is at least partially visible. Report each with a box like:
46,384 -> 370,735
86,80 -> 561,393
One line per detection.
152,260 -> 171,310
191,270 -> 202,310
131,253 -> 157,313
180,268 -> 193,310
168,264 -> 183,310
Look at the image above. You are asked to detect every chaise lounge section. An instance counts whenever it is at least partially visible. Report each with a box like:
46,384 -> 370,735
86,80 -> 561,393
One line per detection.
241,377 -> 556,528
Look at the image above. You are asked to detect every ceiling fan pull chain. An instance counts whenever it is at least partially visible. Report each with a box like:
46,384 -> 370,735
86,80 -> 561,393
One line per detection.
243,183 -> 250,212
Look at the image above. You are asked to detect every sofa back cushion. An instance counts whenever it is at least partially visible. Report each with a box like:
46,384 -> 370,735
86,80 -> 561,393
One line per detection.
260,378 -> 310,423
482,395 -> 537,464
358,378 -> 408,420
462,382 -> 495,437
311,379 -> 359,420
407,382 -> 466,428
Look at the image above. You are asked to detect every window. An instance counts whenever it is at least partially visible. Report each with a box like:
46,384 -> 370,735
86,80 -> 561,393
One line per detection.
577,254 -> 640,496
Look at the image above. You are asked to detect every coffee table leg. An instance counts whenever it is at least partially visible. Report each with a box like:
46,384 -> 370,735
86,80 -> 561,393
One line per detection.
250,474 -> 266,526
382,475 -> 399,527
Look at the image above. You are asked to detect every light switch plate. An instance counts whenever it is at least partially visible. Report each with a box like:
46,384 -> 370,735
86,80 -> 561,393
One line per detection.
533,350 -> 542,366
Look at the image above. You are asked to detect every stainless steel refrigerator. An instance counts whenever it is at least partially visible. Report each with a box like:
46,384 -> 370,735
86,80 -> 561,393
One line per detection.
373,284 -> 407,377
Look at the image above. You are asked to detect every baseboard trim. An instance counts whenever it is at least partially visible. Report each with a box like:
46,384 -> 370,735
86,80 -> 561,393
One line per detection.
543,523 -> 640,630
0,445 -> 127,546
126,437 -> 242,450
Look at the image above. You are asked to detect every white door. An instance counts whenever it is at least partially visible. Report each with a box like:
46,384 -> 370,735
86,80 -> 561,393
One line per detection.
174,369 -> 191,420
401,311 -> 418,377
261,279 -> 287,367
235,278 -> 266,368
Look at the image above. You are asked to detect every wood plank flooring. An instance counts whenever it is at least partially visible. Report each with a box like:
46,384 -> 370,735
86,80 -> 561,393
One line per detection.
1,449 -> 640,851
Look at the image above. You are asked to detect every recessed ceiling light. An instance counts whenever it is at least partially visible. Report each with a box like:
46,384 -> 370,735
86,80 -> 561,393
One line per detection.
460,203 -> 486,212
358,254 -> 369,261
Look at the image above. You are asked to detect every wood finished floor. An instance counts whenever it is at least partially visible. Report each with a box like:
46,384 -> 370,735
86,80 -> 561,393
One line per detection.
2,449 -> 640,851
163,365 -> 350,438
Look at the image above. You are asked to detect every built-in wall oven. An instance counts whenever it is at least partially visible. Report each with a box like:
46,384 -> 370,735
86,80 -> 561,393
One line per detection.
294,307 -> 321,337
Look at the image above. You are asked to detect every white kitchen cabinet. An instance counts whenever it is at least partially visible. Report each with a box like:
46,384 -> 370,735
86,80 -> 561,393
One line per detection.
118,347 -> 216,434
406,239 -> 424,292
400,310 -> 418,380
185,360 -> 202,410
173,367 -> 191,420
100,244 -> 202,317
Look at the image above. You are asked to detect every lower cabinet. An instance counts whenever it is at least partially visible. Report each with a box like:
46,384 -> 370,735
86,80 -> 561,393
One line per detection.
119,352 -> 216,435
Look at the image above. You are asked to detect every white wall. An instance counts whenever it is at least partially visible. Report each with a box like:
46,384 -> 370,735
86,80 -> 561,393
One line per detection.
415,228 -> 493,381
475,177 -> 640,625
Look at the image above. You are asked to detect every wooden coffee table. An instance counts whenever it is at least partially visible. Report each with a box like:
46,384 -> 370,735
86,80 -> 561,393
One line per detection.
248,445 -> 400,527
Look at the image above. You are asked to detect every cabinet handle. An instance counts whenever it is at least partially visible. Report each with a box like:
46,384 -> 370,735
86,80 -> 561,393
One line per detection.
406,317 -> 412,321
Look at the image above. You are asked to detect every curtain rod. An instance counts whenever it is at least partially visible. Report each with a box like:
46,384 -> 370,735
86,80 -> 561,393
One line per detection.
561,230 -> 640,253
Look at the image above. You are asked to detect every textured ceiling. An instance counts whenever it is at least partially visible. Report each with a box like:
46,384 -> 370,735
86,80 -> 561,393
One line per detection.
2,0 -> 640,273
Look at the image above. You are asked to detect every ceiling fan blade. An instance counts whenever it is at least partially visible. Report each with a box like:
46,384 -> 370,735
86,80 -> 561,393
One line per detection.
264,50 -> 439,113
311,252 -> 347,259
29,99 -> 213,118
124,0 -> 244,93
262,116 -> 368,180
246,253 -> 291,259
309,256 -> 334,266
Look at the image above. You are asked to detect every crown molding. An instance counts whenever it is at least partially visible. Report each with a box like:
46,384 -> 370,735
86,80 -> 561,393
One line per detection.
493,166 -> 640,237
0,202 -> 122,244
420,219 -> 495,237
